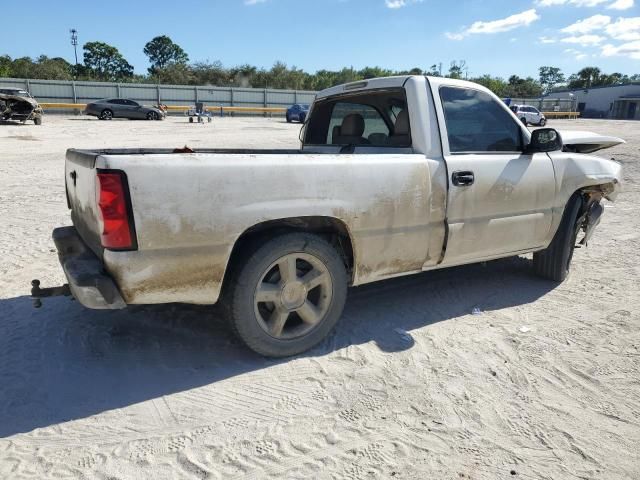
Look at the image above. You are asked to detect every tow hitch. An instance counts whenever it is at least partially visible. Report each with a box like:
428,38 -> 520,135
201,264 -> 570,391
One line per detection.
30,279 -> 71,308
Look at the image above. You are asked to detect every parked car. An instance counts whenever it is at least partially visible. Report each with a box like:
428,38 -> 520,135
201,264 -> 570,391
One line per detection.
0,88 -> 43,125
510,104 -> 546,126
84,98 -> 165,121
286,104 -> 309,123
36,75 -> 623,357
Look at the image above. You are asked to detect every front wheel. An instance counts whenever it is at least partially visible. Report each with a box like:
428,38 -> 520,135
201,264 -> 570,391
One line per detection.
533,193 -> 584,282
146,111 -> 159,120
539,118 -> 547,126
34,116 -> 42,125
286,114 -> 292,123
299,113 -> 306,124
225,233 -> 348,357
520,117 -> 528,127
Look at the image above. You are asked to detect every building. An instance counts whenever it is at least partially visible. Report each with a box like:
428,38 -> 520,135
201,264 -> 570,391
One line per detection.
545,83 -> 640,120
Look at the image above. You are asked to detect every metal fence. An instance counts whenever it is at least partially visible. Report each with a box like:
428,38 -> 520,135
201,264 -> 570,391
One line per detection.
509,97 -> 579,113
0,77 -> 317,114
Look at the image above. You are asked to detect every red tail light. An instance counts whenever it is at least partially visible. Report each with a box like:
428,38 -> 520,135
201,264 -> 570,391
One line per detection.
96,171 -> 136,250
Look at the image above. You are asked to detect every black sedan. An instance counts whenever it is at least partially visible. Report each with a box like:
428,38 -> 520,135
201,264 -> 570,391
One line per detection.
85,98 -> 165,120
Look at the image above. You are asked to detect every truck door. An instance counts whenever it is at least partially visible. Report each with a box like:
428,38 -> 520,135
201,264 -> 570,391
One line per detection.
432,85 -> 556,265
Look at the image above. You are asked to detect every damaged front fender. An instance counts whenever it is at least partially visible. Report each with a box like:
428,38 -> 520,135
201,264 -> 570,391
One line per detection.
0,92 -> 43,124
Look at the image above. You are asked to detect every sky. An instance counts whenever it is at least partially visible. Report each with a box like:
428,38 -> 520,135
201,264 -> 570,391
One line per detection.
1,0 -> 638,79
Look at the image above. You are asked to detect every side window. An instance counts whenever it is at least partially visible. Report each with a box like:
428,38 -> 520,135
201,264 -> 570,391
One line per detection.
304,89 -> 411,147
124,100 -> 138,106
440,87 -> 523,153
108,99 -> 123,104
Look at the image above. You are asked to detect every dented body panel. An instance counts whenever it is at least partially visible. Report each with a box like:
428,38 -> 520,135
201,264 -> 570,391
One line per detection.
60,75 -> 624,309
95,152 -> 444,304
0,91 -> 43,124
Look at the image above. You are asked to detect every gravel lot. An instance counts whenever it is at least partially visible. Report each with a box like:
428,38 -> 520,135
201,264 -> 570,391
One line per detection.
0,115 -> 639,479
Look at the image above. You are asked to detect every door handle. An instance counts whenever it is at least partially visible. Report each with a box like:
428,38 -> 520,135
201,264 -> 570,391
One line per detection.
452,171 -> 475,186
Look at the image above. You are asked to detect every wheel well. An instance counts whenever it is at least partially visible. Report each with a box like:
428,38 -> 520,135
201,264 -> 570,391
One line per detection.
224,216 -> 355,286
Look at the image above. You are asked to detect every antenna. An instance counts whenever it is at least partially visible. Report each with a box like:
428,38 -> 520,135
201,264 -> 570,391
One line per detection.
70,29 -> 79,73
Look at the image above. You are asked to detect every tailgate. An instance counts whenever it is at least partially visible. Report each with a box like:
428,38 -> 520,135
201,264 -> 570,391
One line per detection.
65,149 -> 104,256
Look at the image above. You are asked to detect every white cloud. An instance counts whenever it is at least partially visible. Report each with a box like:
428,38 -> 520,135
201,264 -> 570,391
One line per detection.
608,0 -> 634,9
537,0 -> 608,6
564,48 -> 589,59
244,0 -> 267,4
539,36 -> 558,43
602,40 -> 640,58
561,34 -> 607,45
561,14 -> 611,33
385,0 -> 423,8
605,16 -> 640,40
446,9 -> 540,40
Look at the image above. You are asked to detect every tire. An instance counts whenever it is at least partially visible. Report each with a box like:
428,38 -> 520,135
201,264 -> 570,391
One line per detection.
225,232 -> 348,357
539,118 -> 547,127
189,117 -> 194,123
146,111 -> 159,121
299,113 -> 306,124
520,117 -> 528,127
286,114 -> 292,123
533,193 -> 584,282
34,116 -> 42,125
100,109 -> 113,120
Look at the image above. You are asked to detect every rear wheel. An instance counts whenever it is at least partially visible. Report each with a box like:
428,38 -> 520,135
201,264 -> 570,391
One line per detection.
533,193 -> 584,282
100,109 -> 113,120
225,233 -> 348,357
520,117 -> 528,126
299,113 -> 306,124
146,111 -> 159,120
286,113 -> 292,123
539,118 -> 547,126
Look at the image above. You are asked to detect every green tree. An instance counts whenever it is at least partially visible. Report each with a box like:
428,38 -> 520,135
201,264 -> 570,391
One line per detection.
143,35 -> 189,76
192,60 -> 231,86
472,75 -> 508,97
539,66 -> 565,94
567,67 -> 602,89
0,55 -> 13,77
448,60 -> 466,79
427,64 -> 441,77
83,41 -> 133,81
506,75 -> 542,97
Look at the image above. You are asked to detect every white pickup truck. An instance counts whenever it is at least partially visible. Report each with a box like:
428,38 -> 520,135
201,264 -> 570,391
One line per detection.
37,75 -> 623,357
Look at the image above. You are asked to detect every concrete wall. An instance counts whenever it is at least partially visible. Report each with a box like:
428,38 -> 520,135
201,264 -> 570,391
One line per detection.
545,84 -> 640,119
0,77 -> 317,112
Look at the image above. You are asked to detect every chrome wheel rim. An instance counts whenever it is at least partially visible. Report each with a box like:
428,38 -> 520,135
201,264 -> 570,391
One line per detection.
254,253 -> 333,340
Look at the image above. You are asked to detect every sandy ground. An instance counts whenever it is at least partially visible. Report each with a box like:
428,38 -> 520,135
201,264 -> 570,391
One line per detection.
0,115 -> 639,480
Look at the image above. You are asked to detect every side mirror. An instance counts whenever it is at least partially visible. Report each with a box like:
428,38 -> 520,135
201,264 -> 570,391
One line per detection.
526,128 -> 563,153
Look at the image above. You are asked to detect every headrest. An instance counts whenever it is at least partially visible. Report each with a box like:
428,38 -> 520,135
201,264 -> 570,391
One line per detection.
340,114 -> 365,137
394,110 -> 409,135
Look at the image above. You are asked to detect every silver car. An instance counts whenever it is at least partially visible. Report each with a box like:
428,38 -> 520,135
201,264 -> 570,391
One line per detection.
85,98 -> 165,121
510,104 -> 546,127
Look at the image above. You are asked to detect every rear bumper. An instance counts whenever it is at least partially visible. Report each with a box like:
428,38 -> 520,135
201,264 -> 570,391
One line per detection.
53,226 -> 126,310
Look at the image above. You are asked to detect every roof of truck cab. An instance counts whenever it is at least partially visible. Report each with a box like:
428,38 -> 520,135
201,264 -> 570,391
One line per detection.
315,75 -> 494,100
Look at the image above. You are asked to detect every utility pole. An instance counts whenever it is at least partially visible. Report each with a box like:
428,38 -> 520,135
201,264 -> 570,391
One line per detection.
70,29 -> 79,78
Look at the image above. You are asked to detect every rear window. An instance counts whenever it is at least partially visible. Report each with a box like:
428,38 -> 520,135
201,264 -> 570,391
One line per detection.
304,89 -> 411,148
